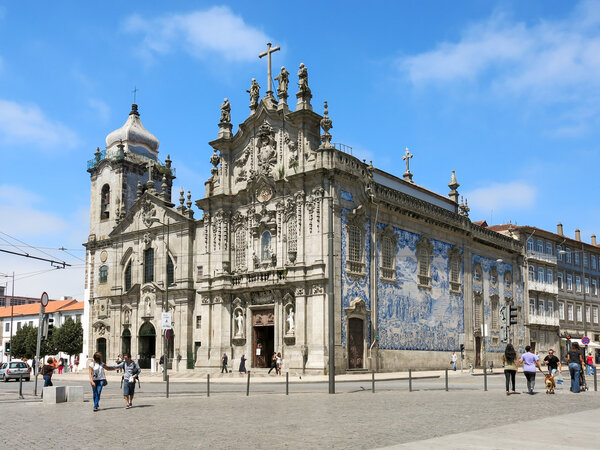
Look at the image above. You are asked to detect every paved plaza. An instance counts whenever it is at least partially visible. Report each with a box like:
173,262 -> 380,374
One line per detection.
1,370 -> 598,449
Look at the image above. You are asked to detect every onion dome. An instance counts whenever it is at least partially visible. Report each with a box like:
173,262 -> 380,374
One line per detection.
105,104 -> 159,159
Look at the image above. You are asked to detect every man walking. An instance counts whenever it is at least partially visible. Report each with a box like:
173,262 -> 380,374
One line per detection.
543,349 -> 561,376
451,351 -> 458,371
221,353 -> 228,373
111,353 -> 141,409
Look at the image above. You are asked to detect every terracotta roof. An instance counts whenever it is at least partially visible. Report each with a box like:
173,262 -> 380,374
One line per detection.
57,302 -> 84,312
488,224 -> 600,249
472,220 -> 488,227
0,299 -> 80,319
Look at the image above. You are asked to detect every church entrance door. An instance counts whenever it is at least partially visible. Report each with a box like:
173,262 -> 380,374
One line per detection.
252,309 -> 275,368
475,337 -> 481,368
348,318 -> 364,369
138,322 -> 156,369
122,329 -> 131,355
96,338 -> 106,363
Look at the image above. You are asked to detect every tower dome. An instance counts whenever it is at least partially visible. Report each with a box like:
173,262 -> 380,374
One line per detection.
105,104 -> 159,159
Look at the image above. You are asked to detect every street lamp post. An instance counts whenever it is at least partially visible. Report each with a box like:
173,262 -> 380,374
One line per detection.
0,273 -> 15,362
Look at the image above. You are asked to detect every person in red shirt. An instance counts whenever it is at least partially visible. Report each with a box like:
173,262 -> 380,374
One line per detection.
586,353 -> 594,375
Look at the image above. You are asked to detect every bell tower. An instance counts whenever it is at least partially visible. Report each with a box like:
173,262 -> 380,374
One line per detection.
87,103 -> 174,241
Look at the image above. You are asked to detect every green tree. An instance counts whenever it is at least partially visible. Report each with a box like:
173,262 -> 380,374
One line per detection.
10,324 -> 57,359
53,318 -> 83,357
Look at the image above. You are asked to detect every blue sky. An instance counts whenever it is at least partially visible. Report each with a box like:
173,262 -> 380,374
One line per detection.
1,1 -> 599,298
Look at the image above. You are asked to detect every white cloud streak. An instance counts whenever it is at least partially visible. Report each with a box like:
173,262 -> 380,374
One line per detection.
0,99 -> 78,150
124,6 -> 270,63
465,181 -> 537,213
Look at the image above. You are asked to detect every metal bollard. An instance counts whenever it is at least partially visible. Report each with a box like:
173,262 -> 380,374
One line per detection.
246,370 -> 251,396
207,374 -> 210,397
594,366 -> 597,392
409,369 -> 412,392
19,373 -> 24,399
372,370 -> 375,394
166,375 -> 170,398
445,368 -> 448,392
286,372 -> 289,396
483,367 -> 487,392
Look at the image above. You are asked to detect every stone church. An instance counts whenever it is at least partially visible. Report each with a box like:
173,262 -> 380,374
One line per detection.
84,60 -> 526,373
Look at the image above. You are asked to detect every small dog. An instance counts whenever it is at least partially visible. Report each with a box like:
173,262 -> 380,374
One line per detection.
545,373 -> 556,394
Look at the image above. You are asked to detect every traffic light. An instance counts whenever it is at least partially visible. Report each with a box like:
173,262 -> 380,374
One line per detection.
509,305 -> 518,325
47,317 -> 54,338
5,341 -> 10,352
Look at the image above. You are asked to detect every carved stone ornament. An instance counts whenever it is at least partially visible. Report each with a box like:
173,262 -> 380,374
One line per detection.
141,200 -> 157,228
295,287 -> 305,296
344,298 -> 370,317
92,321 -> 110,336
311,284 -> 324,295
256,121 -> 277,171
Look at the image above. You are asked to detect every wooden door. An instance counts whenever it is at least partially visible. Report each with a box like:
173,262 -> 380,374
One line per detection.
348,318 -> 364,369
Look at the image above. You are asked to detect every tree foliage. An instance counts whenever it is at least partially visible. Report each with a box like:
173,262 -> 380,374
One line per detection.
53,318 -> 83,356
9,325 -> 56,359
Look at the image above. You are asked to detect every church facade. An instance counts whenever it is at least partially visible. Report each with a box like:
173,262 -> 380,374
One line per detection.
84,63 -> 526,373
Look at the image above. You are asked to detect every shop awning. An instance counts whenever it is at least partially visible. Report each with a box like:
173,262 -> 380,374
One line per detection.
562,338 -> 600,348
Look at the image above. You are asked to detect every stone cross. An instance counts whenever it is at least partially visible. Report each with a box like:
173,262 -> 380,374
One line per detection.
258,42 -> 280,94
402,147 -> 414,182
132,86 -> 139,103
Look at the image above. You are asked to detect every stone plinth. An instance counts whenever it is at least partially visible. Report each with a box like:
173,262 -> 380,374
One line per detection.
43,386 -> 66,404
66,386 -> 84,402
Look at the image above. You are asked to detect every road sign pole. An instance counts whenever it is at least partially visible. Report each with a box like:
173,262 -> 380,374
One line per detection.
34,292 -> 48,397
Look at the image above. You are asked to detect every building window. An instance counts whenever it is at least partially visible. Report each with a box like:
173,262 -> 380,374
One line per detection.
381,236 -> 395,280
576,305 -> 582,322
17,322 -> 22,330
235,227 -> 246,270
348,225 -> 362,268
4,322 -> 9,332
527,238 -> 534,251
99,265 -> 108,284
584,253 -> 589,268
546,269 -> 553,285
585,277 -> 590,294
559,302 -> 565,320
576,275 -> 581,292
504,271 -> 512,290
416,237 -> 433,288
594,307 -> 599,324
287,218 -> 297,256
474,297 -> 483,330
567,274 -> 573,291
530,299 -> 536,316
548,300 -> 554,317
566,248 -> 572,263
546,242 -> 553,255
474,264 -> 482,283
100,184 -> 110,220
538,299 -> 545,316
528,266 -> 535,281
567,304 -> 574,321
167,256 -> 174,285
586,306 -> 590,323
490,267 -> 498,287
144,248 -> 154,283
536,240 -> 543,253
449,248 -> 462,293
538,267 -> 545,283
592,279 -> 598,296
345,212 -> 367,276
557,273 -> 563,290
261,231 -> 272,261
196,316 -> 201,329
197,266 -> 203,280
591,255 -> 597,270
557,245 -> 563,261
491,297 -> 499,330
124,261 -> 132,291
574,252 -> 579,266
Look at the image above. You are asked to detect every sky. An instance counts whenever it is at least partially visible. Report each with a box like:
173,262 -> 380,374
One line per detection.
1,0 -> 599,299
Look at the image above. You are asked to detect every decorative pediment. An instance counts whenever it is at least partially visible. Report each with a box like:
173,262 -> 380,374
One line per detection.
92,320 -> 110,336
344,298 -> 370,318
346,205 -> 368,228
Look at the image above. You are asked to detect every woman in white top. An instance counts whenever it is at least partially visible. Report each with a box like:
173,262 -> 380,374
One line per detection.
89,352 -> 109,411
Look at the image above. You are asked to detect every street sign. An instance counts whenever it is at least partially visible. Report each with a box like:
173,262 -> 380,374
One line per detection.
500,325 -> 509,343
161,312 -> 172,330
499,305 -> 507,324
40,292 -> 49,307
582,336 -> 590,345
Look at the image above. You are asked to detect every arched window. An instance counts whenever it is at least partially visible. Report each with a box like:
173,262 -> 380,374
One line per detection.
473,264 -> 482,283
100,184 -> 110,220
287,218 -> 297,253
99,265 -> 108,283
235,227 -> 246,269
261,231 -> 271,261
416,237 -> 432,287
144,248 -> 154,283
124,261 -> 132,291
504,271 -> 512,290
167,256 -> 174,285
348,225 -> 362,263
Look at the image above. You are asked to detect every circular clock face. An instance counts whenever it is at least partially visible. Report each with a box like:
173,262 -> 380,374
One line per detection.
100,250 -> 108,263
258,186 -> 273,203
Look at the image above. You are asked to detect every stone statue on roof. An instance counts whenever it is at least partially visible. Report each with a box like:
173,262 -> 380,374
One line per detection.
219,98 -> 231,124
275,66 -> 289,99
247,78 -> 260,110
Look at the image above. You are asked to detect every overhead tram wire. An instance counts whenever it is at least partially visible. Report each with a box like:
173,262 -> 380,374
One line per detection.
0,242 -> 85,252
0,232 -> 72,268
0,231 -> 64,261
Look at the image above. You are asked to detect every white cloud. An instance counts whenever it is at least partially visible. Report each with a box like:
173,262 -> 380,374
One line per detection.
465,181 -> 537,213
124,6 -> 270,63
0,99 -> 78,150
0,185 -> 68,237
399,1 -> 600,100
88,98 -> 110,122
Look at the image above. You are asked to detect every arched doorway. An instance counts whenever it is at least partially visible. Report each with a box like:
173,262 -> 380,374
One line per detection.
138,322 -> 156,369
96,338 -> 107,363
122,329 -> 131,355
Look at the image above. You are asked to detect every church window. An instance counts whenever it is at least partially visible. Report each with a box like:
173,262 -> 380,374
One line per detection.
380,237 -> 395,280
345,211 -> 367,277
144,248 -> 154,283
473,264 -> 482,283
124,261 -> 132,291
196,316 -> 202,329
261,231 -> 272,261
474,296 -> 483,330
490,267 -> 498,287
348,226 -> 362,263
167,256 -> 174,286
504,271 -> 512,290
448,247 -> 461,293
100,184 -> 110,220
235,228 -> 246,270
416,237 -> 432,288
196,266 -> 203,281
491,297 -> 499,330
287,218 -> 297,253
99,265 -> 108,284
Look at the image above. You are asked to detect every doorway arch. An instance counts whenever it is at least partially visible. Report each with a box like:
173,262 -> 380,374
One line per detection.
138,322 -> 156,369
122,328 -> 131,355
96,338 -> 107,363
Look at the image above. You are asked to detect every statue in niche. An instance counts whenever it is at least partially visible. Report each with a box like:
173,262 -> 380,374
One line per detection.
235,310 -> 244,337
286,308 -> 295,334
219,98 -> 231,123
144,298 -> 151,316
124,309 -> 130,325
275,66 -> 289,99
247,78 -> 260,109
297,63 -> 311,98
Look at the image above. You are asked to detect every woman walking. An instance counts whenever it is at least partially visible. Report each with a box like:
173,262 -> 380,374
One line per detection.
239,354 -> 247,375
567,342 -> 585,393
502,344 -> 519,395
268,352 -> 277,374
89,352 -> 108,411
40,357 -> 55,399
276,352 -> 282,375
520,345 -> 543,394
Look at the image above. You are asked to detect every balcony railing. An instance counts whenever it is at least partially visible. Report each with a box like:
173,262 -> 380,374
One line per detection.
527,250 -> 557,265
528,280 -> 558,294
528,313 -> 560,327
231,269 -> 287,286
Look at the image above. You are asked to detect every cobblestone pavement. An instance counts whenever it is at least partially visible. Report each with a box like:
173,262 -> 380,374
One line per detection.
1,379 -> 598,449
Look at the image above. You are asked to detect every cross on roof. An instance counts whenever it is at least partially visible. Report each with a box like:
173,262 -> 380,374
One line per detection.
132,86 -> 139,104
258,42 -> 280,94
402,147 -> 414,183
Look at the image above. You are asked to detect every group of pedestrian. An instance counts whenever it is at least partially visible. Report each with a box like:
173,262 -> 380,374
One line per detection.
268,352 -> 282,375
220,352 -> 282,375
88,352 -> 141,411
502,342 -> 588,395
